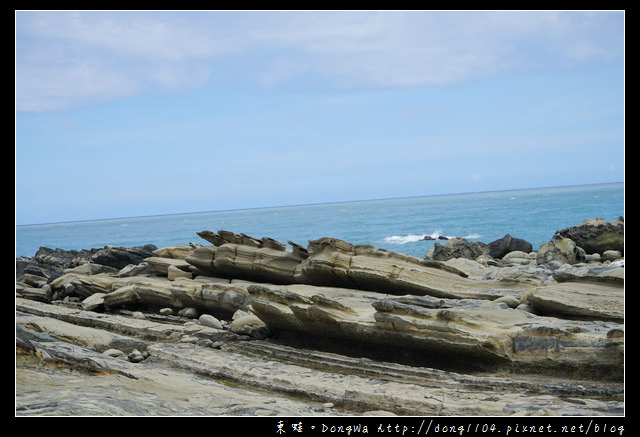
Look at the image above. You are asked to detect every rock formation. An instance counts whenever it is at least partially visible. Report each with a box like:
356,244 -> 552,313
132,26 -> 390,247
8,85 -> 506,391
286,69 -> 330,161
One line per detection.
16,218 -> 624,416
555,217 -> 624,255
488,234 -> 533,259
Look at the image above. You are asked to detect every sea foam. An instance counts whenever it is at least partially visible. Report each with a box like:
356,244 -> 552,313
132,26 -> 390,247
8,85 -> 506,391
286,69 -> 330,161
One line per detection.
383,231 -> 481,245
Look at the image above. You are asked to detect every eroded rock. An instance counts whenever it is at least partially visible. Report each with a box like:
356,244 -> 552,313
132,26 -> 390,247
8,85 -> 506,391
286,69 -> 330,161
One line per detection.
555,217 -> 624,255
15,222 -> 625,416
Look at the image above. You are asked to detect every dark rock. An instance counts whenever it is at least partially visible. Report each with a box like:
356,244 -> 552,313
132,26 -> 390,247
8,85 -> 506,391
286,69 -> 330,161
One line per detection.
16,246 -> 104,284
554,217 -> 624,255
24,245 -> 157,274
90,245 -> 157,269
197,230 -> 227,246
432,239 -> 489,261
34,246 -> 99,269
488,234 -> 533,259
16,257 -> 65,283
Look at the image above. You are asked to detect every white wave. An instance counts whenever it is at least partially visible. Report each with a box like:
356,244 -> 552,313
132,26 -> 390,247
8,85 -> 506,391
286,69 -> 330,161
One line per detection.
383,231 -> 481,244
383,234 -> 431,244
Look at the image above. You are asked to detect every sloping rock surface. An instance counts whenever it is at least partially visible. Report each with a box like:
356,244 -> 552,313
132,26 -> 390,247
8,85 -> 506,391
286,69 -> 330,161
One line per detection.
16,298 -> 623,416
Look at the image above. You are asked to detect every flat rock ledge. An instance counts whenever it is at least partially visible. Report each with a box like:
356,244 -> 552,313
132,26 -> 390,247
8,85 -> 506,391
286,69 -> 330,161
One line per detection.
16,226 -> 624,416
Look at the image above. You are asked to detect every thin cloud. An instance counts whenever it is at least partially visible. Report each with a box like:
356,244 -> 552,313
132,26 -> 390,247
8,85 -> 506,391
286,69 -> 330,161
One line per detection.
16,10 -> 624,112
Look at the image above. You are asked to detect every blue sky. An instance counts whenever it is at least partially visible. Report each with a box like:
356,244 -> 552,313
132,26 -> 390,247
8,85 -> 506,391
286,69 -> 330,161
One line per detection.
15,10 -> 624,225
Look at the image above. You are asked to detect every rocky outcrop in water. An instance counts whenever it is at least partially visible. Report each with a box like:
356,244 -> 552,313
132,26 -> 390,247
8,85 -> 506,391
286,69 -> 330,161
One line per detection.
15,218 -> 624,416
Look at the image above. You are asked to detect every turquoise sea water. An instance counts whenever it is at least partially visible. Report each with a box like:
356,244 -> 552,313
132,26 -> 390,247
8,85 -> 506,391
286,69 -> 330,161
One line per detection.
15,183 -> 624,259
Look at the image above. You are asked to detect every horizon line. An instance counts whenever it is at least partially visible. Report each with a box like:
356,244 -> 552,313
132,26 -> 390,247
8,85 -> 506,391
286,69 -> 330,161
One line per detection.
15,181 -> 624,228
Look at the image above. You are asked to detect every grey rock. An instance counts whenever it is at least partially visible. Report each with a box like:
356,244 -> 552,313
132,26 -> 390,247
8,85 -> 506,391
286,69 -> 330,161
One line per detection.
199,314 -> 223,330
536,236 -> 586,265
493,295 -> 520,308
118,262 -> 153,277
602,250 -> 622,262
178,307 -> 199,319
82,293 -> 106,311
229,313 -> 268,339
90,245 -> 157,270
131,311 -> 146,320
127,349 -> 146,363
103,348 -> 127,358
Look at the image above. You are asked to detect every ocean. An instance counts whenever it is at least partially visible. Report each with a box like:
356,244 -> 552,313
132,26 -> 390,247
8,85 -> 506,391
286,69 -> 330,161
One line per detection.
15,183 -> 624,260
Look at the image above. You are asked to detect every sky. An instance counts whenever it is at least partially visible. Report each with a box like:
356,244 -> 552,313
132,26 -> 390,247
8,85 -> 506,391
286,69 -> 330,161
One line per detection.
15,10 -> 625,225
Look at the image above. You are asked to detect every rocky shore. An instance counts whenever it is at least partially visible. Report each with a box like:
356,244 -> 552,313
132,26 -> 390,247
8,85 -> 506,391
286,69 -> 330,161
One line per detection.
16,217 -> 624,416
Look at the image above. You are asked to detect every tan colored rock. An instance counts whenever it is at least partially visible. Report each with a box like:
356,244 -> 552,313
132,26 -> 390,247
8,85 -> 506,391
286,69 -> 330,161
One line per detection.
247,282 -> 623,379
537,236 -> 585,265
16,298 -> 623,416
294,238 -> 527,299
229,312 -> 268,337
50,272 -> 119,298
524,280 -> 623,322
167,264 -> 192,280
152,245 -> 193,259
144,256 -> 192,276
185,242 -> 306,284
15,228 -> 626,417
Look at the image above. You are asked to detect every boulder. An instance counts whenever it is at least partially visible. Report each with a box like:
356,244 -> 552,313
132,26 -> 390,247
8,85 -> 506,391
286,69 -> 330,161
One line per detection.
178,307 -> 199,319
501,251 -> 534,265
198,314 -> 223,330
536,236 -> 586,266
602,250 -> 623,262
431,238 -> 489,261
488,234 -> 533,259
554,217 -> 624,255
229,311 -> 269,339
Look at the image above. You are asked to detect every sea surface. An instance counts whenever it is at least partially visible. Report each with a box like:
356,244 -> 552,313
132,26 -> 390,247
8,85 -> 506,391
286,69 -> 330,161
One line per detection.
15,183 -> 624,259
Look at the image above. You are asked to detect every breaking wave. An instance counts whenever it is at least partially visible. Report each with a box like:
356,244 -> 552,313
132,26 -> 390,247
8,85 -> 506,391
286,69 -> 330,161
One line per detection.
382,231 -> 481,245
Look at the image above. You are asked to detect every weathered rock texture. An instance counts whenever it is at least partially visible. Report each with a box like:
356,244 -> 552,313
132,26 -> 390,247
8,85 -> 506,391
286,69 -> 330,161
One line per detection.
16,221 -> 624,416
555,217 -> 624,255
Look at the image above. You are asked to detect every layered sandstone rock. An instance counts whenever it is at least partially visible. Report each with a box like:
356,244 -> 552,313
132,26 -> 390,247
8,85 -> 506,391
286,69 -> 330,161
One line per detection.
16,297 -> 623,416
246,282 -> 623,379
15,221 -> 624,416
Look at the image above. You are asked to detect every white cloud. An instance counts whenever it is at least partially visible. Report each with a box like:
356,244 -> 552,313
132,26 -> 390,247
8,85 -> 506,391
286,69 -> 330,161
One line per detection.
16,10 -> 624,112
